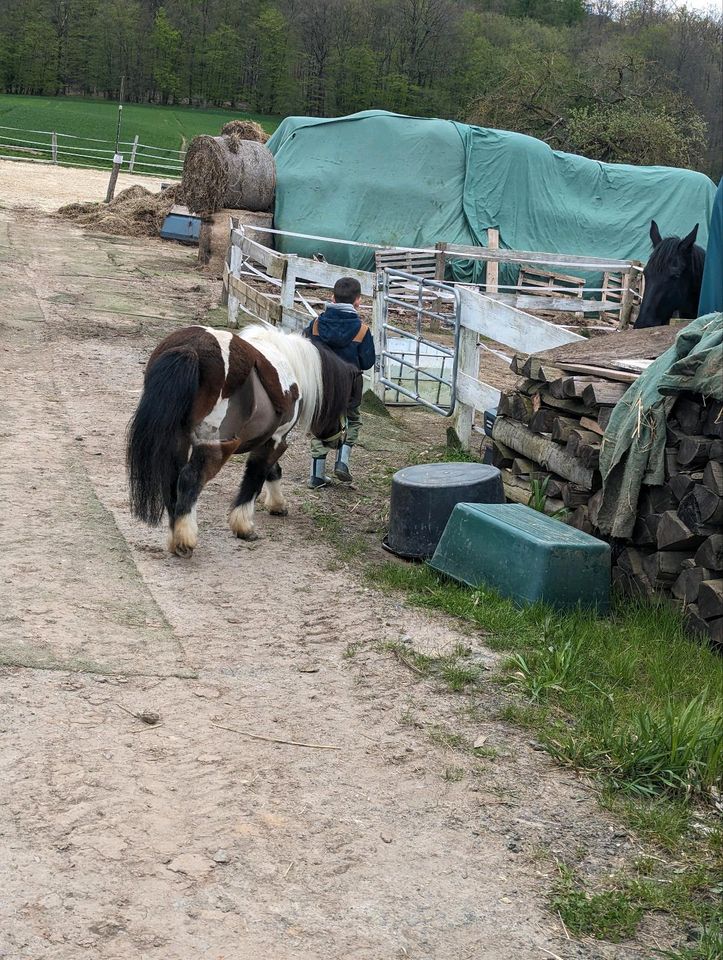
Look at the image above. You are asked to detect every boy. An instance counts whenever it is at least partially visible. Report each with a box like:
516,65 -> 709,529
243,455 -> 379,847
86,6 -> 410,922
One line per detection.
304,276 -> 375,487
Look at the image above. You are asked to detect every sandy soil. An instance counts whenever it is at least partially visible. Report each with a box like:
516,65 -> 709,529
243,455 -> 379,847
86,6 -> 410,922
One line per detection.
0,185 -> 681,959
0,158 -> 170,211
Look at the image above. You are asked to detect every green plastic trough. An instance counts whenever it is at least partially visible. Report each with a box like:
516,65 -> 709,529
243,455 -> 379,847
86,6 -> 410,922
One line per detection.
429,503 -> 610,613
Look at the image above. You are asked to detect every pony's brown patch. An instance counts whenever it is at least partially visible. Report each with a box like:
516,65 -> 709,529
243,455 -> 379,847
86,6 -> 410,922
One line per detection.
147,326 -> 226,426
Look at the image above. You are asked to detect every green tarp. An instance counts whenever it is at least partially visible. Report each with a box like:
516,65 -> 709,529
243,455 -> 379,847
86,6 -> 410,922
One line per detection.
597,313 -> 723,540
698,179 -> 723,316
267,111 -> 716,281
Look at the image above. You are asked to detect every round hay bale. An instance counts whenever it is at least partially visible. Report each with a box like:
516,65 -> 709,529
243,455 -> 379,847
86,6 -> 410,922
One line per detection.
219,120 -> 269,143
182,136 -> 276,215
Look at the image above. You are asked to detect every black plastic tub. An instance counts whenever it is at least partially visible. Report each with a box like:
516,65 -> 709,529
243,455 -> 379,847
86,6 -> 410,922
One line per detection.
383,462 -> 504,560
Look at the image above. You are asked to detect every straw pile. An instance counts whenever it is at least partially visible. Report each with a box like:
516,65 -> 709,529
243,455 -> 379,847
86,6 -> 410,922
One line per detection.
58,184 -> 184,237
181,135 -> 275,215
220,120 -> 269,143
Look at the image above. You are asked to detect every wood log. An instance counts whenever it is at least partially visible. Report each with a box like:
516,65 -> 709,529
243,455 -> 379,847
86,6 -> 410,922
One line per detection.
501,470 -> 565,514
694,535 -> 723,571
597,406 -> 613,431
671,567 -> 707,603
633,516 -> 656,546
679,485 -> 723,527
492,442 -> 514,469
567,428 -> 601,458
520,357 -> 564,382
671,395 -> 705,435
656,511 -> 705,551
536,391 -> 591,416
530,408 -> 557,435
582,381 -> 629,406
613,565 -> 654,599
510,355 -> 526,375
643,550 -> 691,584
551,416 -> 581,443
639,485 -> 676,517
580,416 -> 604,437
668,473 -> 696,503
708,616 -> 723,646
617,546 -> 649,577
698,579 -> 723,621
498,391 -> 533,423
491,417 -> 595,489
703,460 -> 723,498
664,447 -> 680,476
545,476 -> 566,499
568,505 -> 593,534
686,604 -> 711,639
562,483 -> 591,508
677,436 -> 723,469
556,376 -> 597,399
702,400 -> 723,439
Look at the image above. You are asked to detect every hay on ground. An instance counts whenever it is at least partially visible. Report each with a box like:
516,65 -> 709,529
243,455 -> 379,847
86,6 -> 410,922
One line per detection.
182,135 -> 275,215
219,120 -> 269,143
57,184 -> 185,237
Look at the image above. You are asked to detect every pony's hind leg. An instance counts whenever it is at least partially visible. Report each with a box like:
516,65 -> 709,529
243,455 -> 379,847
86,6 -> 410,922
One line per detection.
229,441 -> 286,540
169,441 -> 234,557
264,461 -> 288,517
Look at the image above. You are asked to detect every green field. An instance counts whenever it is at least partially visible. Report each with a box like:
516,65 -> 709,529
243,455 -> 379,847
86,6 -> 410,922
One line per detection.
0,95 -> 280,176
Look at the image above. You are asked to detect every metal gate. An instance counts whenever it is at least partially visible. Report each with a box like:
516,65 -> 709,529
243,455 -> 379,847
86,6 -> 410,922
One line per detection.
377,269 -> 461,416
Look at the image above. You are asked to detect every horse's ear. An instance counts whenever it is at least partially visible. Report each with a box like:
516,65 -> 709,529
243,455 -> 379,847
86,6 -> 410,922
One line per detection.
679,224 -> 699,252
650,220 -> 663,247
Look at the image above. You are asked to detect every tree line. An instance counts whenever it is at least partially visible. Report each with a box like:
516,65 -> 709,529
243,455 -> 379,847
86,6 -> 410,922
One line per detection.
0,0 -> 720,176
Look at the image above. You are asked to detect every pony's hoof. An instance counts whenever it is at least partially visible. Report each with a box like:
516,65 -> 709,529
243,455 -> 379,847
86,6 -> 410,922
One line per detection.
235,530 -> 259,542
269,507 -> 288,517
174,544 -> 194,558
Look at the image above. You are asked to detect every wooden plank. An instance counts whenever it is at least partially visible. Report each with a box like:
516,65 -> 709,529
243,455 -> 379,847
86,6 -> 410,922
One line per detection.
582,381 -> 629,406
231,228 -> 286,274
492,417 -> 595,488
456,372 -> 500,416
294,255 -> 374,297
444,242 -> 634,272
485,293 -> 620,314
458,286 -> 584,354
531,324 -> 680,366
555,362 -> 638,383
453,327 -> 481,448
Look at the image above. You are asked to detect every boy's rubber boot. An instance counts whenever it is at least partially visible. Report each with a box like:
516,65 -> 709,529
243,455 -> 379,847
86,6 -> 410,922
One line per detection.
333,443 -> 353,483
308,456 -> 328,489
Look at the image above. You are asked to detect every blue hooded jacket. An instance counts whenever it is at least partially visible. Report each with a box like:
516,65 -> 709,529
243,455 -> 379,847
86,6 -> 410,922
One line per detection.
304,303 -> 375,371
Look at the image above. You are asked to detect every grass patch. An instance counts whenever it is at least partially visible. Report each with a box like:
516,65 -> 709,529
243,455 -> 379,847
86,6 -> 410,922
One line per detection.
301,501 -> 367,563
367,561 -> 723,932
378,639 -> 485,693
0,94 -> 279,174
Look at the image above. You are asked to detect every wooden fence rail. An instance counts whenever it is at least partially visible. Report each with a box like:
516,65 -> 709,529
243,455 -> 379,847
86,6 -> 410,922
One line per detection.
225,225 -> 640,449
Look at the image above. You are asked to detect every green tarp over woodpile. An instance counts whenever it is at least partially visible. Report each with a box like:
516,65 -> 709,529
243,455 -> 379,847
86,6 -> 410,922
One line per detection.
597,314 -> 723,540
266,111 -> 717,280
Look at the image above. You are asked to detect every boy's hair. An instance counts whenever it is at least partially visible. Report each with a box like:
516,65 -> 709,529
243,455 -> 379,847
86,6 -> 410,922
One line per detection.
333,277 -> 362,304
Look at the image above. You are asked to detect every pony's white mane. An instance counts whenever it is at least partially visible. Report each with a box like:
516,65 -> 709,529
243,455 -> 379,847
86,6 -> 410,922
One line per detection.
240,324 -> 323,434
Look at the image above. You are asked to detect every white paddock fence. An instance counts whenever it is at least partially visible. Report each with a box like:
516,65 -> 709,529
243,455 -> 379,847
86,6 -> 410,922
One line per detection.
0,124 -> 184,176
223,223 -> 644,448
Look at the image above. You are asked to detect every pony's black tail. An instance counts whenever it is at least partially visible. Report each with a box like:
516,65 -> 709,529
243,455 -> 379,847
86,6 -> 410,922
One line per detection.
126,348 -> 199,526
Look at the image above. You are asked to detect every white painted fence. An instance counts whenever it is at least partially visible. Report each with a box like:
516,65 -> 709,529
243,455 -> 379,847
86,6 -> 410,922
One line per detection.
225,225 -> 636,448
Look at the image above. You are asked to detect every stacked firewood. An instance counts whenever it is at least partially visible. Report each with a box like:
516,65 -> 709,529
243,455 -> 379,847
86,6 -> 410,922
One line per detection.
488,332 -> 722,645
614,394 -> 723,644
490,352 -> 626,528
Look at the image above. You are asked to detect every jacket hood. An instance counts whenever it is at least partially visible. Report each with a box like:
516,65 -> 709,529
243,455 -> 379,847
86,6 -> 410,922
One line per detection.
316,304 -> 362,348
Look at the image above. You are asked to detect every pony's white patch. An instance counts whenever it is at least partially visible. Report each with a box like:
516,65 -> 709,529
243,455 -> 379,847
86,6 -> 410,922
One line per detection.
229,502 -> 256,537
241,325 -> 323,435
203,327 -> 234,377
263,478 -> 286,513
169,511 -> 198,553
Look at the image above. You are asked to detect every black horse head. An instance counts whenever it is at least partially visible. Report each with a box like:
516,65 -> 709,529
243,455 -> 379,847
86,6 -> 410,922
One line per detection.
634,220 -> 706,329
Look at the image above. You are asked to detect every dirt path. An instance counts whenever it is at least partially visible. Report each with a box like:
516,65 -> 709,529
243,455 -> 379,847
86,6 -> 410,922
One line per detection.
0,207 -> 674,959
0,158 -> 169,211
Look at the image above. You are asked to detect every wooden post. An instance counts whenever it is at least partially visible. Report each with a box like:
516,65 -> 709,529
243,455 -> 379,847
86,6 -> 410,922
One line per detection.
51,131 -> 58,164
619,265 -> 639,329
453,318 -> 479,450
280,255 -> 297,330
435,241 -> 448,282
226,242 -> 242,326
128,135 -> 139,173
105,152 -> 123,203
372,271 -> 386,401
486,228 -> 499,294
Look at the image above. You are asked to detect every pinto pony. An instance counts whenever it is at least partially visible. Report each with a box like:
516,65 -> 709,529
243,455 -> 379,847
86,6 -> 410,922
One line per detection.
126,324 -> 358,556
